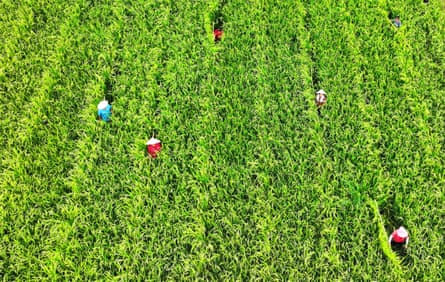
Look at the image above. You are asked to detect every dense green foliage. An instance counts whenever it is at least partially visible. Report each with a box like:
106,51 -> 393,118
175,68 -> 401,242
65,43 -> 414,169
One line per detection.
1,0 -> 444,280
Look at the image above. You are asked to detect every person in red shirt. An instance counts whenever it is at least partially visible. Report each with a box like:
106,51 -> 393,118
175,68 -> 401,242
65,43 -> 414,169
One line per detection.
146,137 -> 162,158
213,29 -> 223,42
388,226 -> 409,248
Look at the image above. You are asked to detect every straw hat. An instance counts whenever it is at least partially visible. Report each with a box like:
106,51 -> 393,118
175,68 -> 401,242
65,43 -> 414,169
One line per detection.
146,137 -> 161,145
316,89 -> 327,95
396,226 -> 408,238
97,100 -> 109,110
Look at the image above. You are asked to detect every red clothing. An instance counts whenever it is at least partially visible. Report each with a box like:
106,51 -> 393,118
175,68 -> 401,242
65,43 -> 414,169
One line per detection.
147,143 -> 162,158
391,230 -> 407,243
213,29 -> 223,41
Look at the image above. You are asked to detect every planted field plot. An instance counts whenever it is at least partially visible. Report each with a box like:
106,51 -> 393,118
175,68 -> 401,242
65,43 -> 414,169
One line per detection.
1,0 -> 444,280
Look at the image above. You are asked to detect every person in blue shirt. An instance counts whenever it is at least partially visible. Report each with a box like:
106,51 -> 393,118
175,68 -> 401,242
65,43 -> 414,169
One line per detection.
97,100 -> 112,122
392,16 -> 401,28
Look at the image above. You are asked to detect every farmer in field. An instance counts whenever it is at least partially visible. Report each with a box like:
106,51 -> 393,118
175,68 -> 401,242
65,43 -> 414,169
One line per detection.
146,137 -> 162,158
213,28 -> 223,42
392,16 -> 401,28
315,89 -> 327,107
388,226 -> 409,248
97,100 -> 112,122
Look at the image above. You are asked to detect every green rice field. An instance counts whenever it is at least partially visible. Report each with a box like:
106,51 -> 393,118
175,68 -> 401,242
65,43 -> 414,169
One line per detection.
1,0 -> 444,280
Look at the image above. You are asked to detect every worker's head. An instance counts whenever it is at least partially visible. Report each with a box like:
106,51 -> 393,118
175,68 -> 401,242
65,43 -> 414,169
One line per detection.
396,226 -> 408,238
316,89 -> 327,96
98,100 -> 109,110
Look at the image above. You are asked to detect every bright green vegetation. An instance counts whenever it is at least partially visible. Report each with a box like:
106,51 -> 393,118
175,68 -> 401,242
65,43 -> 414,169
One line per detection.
1,0 -> 444,280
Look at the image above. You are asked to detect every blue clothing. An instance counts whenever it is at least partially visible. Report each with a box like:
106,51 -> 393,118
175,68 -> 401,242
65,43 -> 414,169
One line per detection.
98,104 -> 112,122
393,19 -> 401,28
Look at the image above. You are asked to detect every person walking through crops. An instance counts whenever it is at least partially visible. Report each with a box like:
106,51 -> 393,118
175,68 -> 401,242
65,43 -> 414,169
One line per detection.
146,137 -> 162,158
392,16 -> 401,28
315,89 -> 327,106
213,29 -> 223,42
315,89 -> 327,116
388,226 -> 409,248
97,100 -> 112,122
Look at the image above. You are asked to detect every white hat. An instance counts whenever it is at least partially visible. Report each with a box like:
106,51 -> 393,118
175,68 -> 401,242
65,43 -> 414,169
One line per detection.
316,89 -> 327,95
146,137 -> 161,145
396,226 -> 408,238
97,100 -> 109,110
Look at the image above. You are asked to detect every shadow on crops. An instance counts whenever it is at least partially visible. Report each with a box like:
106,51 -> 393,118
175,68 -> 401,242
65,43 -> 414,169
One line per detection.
213,14 -> 224,31
68,131 -> 80,141
210,0 -> 226,44
400,252 -> 414,267
389,243 -> 414,266
387,11 -> 395,21
211,0 -> 227,30
104,65 -> 121,104
380,193 -> 404,231
303,6 -> 321,90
